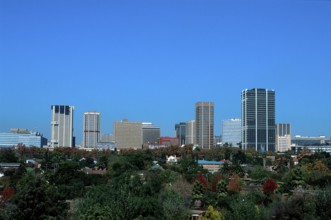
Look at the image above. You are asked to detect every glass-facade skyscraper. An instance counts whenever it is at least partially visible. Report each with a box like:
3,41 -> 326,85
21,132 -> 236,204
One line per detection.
175,122 -> 186,146
51,105 -> 74,147
241,89 -> 275,152
196,102 -> 214,149
222,118 -> 241,147
82,112 -> 100,148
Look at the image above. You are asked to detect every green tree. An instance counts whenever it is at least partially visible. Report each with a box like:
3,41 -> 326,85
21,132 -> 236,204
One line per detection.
159,189 -> 188,220
316,187 -> 331,220
225,197 -> 267,220
0,149 -> 18,163
48,161 -> 87,199
216,180 -> 228,199
6,174 -> 68,220
282,167 -> 306,191
233,150 -> 247,165
203,205 -> 224,220
250,166 -> 272,181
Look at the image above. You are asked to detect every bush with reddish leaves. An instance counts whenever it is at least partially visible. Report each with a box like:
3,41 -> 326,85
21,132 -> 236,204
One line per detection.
227,174 -> 242,192
195,172 -> 208,189
211,174 -> 222,192
2,186 -> 15,202
263,178 -> 278,194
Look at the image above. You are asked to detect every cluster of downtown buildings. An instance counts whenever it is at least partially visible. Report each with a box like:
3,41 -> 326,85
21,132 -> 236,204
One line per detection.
1,88 -> 330,153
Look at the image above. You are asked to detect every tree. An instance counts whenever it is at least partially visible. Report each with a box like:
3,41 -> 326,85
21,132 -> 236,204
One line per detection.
282,167 -> 306,191
1,186 -> 15,202
196,173 -> 208,190
0,149 -> 18,163
233,150 -> 247,165
6,174 -> 68,219
203,205 -> 224,220
159,189 -> 188,220
316,187 -> 331,219
250,166 -> 272,181
227,174 -> 242,193
263,178 -> 278,195
192,181 -> 204,200
48,161 -> 88,199
216,180 -> 228,199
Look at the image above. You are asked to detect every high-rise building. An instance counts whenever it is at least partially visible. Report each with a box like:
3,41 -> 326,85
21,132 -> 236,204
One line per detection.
241,89 -> 275,152
51,105 -> 74,147
196,102 -> 214,149
186,120 -> 196,145
113,120 -> 142,149
113,120 -> 160,149
175,122 -> 186,146
276,123 -> 291,152
222,118 -> 241,147
82,112 -> 100,148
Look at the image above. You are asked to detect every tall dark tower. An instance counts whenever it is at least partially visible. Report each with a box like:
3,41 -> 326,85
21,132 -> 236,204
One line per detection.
175,122 -> 186,146
242,89 -> 275,152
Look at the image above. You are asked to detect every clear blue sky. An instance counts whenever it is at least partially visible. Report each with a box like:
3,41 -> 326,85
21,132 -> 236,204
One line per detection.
1,0 -> 330,144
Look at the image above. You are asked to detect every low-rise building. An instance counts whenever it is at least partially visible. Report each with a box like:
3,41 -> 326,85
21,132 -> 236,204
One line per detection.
0,129 -> 47,148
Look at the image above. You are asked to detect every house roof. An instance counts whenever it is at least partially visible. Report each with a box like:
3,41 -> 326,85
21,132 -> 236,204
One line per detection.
197,160 -> 224,165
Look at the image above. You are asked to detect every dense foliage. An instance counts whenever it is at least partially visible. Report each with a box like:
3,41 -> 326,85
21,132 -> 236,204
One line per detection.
1,146 -> 331,219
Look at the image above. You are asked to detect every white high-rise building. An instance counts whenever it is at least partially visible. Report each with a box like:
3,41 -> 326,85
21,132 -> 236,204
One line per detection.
51,105 -> 74,147
82,112 -> 100,148
276,123 -> 291,152
222,118 -> 241,147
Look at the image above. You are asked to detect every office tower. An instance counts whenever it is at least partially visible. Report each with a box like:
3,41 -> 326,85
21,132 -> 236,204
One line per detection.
114,120 -> 160,149
51,105 -> 74,147
175,122 -> 186,146
242,89 -> 275,152
222,118 -> 242,147
196,102 -> 214,149
113,120 -> 142,149
142,122 -> 160,145
186,120 -> 196,145
0,129 -> 47,148
82,112 -> 100,148
276,123 -> 291,152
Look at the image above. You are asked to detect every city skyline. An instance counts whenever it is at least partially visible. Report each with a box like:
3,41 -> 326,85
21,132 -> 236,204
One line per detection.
1,1 -> 331,142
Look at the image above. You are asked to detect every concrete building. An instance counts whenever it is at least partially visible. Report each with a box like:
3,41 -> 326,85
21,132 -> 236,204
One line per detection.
242,89 -> 276,152
276,123 -> 291,152
82,112 -> 100,148
113,120 -> 142,149
222,118 -> 241,147
51,105 -> 74,147
175,122 -> 186,146
113,120 -> 160,149
0,129 -> 47,148
186,120 -> 196,145
196,102 -> 214,149
277,135 -> 291,152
